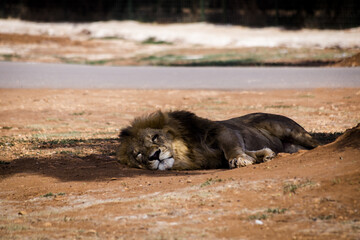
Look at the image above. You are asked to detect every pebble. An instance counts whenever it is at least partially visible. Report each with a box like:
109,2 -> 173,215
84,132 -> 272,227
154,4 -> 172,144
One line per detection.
86,229 -> 97,234
43,222 -> 52,227
255,220 -> 263,225
18,211 -> 27,216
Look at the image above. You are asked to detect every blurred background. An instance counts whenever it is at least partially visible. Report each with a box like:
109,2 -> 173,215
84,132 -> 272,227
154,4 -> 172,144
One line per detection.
2,0 -> 360,28
0,0 -> 359,66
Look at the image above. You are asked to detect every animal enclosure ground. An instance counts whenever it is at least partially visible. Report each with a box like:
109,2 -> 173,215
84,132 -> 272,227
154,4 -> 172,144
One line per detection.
0,88 -> 360,239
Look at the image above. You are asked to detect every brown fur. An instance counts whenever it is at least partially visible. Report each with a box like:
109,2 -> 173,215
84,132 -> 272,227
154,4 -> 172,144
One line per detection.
117,111 -> 318,170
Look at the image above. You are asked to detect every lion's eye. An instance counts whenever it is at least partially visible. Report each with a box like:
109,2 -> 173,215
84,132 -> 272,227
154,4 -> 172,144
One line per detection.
152,134 -> 159,143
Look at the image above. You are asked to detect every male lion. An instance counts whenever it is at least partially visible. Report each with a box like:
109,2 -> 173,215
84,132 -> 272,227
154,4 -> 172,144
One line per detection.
118,111 -> 318,170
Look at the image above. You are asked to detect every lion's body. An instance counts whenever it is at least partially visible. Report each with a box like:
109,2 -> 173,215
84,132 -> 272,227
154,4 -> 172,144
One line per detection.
118,111 -> 318,170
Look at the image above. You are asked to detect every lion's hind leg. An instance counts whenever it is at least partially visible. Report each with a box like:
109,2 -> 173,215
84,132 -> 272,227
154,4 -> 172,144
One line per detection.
283,143 -> 307,153
240,113 -> 319,150
245,148 -> 276,163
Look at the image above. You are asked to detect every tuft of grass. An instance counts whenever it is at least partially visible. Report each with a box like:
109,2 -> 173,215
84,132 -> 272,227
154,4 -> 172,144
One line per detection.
46,118 -> 62,122
248,208 -> 287,221
283,183 -> 298,194
1,54 -> 20,61
41,192 -> 66,198
71,111 -> 86,116
332,178 -> 342,185
318,214 -> 335,220
267,208 -> 287,214
97,36 -> 123,40
283,179 -> 316,194
140,54 -> 181,63
200,178 -> 223,188
4,224 -> 29,231
141,37 -> 173,45
140,53 -> 262,66
0,137 -> 15,147
248,213 -> 268,220
42,192 -> 55,197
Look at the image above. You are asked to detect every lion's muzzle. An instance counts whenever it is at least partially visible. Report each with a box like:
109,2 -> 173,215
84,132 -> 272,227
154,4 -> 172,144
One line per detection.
148,149 -> 174,170
149,149 -> 161,161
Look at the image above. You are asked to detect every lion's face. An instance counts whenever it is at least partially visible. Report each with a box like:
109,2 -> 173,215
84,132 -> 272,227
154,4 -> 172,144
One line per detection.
121,128 -> 175,170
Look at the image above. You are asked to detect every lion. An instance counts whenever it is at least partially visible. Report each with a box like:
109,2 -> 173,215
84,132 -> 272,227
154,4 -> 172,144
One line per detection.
117,110 -> 318,170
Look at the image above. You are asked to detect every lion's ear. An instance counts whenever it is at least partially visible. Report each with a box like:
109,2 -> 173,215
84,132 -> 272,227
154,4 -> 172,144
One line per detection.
163,126 -> 177,140
119,127 -> 132,139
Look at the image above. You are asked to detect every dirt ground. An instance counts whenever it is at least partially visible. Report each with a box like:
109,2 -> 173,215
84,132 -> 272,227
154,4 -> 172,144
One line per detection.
0,88 -> 359,239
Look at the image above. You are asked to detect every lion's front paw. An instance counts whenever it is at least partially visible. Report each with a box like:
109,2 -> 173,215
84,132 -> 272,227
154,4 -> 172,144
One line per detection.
229,156 -> 255,168
262,148 -> 276,162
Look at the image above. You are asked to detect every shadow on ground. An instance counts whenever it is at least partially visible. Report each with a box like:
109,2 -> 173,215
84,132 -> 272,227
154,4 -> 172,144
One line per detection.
0,132 -> 343,182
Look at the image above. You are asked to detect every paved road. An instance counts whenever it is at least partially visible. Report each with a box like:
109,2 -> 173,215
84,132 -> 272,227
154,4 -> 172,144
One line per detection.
0,62 -> 359,89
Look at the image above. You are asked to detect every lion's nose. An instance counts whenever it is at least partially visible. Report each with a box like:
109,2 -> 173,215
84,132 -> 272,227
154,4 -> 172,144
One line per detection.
149,149 -> 161,161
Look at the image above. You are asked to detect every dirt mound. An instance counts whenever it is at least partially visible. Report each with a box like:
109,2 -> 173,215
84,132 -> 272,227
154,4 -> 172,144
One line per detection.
329,123 -> 360,148
333,52 -> 360,67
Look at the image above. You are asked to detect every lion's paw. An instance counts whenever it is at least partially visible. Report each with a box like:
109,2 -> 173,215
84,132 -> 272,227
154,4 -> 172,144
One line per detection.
262,148 -> 276,162
229,156 -> 255,168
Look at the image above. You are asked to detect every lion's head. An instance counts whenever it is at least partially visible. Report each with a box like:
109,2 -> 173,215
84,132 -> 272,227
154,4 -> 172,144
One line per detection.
118,111 -> 190,170
119,127 -> 176,170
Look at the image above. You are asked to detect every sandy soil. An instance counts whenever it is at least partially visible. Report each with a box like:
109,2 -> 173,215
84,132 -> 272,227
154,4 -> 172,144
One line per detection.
0,89 -> 359,239
0,20 -> 359,66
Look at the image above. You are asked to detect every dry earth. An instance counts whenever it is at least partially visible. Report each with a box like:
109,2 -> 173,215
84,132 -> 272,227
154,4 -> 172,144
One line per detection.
0,88 -> 360,239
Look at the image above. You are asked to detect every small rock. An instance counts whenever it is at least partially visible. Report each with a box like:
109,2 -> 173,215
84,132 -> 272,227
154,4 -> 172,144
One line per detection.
86,229 -> 97,234
255,220 -> 263,225
186,179 -> 192,183
18,211 -> 27,216
43,222 -> 52,227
